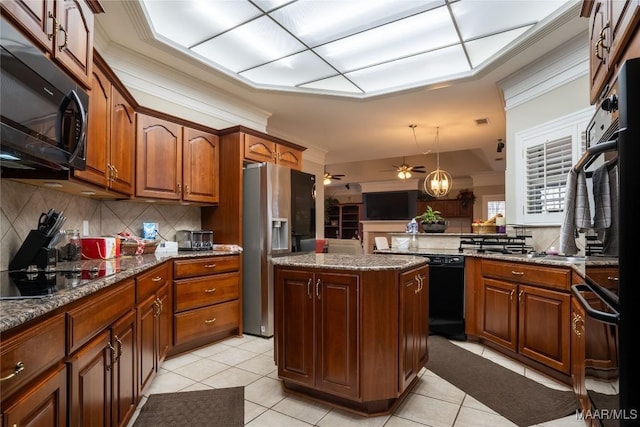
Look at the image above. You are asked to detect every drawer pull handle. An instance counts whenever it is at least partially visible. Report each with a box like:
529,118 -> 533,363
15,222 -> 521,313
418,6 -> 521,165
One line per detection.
204,288 -> 217,293
518,289 -> 524,302
151,276 -> 163,282
307,278 -> 312,299
1,361 -> 25,381
607,276 -> 619,281
510,270 -> 524,276
509,289 -> 515,301
204,318 -> 217,324
315,278 -> 321,299
107,342 -> 117,371
204,264 -> 217,268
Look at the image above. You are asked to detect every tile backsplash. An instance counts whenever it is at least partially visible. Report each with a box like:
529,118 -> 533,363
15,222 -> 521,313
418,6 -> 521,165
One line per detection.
1,179 -> 201,270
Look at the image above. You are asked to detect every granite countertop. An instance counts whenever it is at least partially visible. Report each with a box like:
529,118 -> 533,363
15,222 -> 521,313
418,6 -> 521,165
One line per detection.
271,253 -> 429,271
0,249 -> 240,333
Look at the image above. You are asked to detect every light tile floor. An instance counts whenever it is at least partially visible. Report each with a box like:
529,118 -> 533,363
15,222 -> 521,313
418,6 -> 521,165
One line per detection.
127,335 -> 586,427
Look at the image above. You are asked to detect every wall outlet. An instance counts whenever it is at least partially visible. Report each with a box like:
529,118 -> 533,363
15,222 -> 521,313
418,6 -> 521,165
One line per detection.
82,220 -> 89,236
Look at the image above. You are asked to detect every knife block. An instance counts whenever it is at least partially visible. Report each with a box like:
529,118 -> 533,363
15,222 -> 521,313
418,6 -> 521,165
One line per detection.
9,229 -> 53,270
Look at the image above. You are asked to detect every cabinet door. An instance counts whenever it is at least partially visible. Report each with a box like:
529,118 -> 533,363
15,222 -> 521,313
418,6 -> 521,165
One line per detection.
399,267 -> 428,391
315,272 -> 359,399
0,0 -> 55,54
480,278 -> 518,352
53,0 -> 94,88
518,284 -> 570,374
1,364 -> 67,427
276,145 -> 302,170
67,329 -> 112,427
111,309 -> 137,427
137,293 -> 157,395
76,64 -> 110,187
244,134 -> 277,163
182,127 -> 219,204
157,282 -> 172,365
276,269 -> 315,387
588,0 -> 611,102
136,114 -> 183,200
109,89 -> 135,195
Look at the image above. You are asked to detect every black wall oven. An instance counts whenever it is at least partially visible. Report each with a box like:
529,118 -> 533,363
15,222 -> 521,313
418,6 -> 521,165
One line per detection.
572,57 -> 639,426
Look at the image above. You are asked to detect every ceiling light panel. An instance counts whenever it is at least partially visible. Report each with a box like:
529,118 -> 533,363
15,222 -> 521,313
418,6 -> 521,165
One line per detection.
347,45 -> 469,93
142,0 -> 261,47
314,7 -> 458,73
299,75 -> 363,94
269,0 -> 444,47
450,0 -> 568,40
240,50 -> 337,87
191,16 -> 305,73
465,26 -> 531,67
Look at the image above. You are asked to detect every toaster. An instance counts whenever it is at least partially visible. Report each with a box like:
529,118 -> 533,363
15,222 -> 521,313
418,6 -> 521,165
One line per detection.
176,230 -> 214,251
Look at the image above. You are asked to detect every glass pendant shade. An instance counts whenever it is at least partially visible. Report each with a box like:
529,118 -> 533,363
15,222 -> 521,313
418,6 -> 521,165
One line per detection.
398,170 -> 411,179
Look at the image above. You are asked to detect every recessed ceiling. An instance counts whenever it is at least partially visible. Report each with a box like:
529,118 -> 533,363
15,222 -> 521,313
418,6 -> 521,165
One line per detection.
140,0 -> 572,98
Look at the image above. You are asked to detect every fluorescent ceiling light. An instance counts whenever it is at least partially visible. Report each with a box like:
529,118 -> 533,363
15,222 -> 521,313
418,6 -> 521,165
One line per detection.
141,0 -> 573,98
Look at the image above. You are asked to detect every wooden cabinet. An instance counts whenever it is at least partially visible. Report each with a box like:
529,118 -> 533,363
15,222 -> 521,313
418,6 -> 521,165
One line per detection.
243,133 -> 303,170
324,203 -> 362,239
76,55 -> 135,195
0,313 -> 67,426
172,255 -> 241,352
479,260 -> 571,374
66,279 -> 136,427
276,269 -> 359,399
417,198 -> 472,219
274,262 -> 429,414
136,114 -> 183,200
67,308 -> 136,427
1,364 -> 68,427
182,126 -> 220,204
582,0 -> 640,102
0,0 -> 97,87
136,114 -> 220,203
136,263 -> 172,395
399,266 -> 429,391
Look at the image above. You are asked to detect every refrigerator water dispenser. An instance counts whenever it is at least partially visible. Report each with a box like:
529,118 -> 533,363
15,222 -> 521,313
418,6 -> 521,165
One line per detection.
271,218 -> 289,251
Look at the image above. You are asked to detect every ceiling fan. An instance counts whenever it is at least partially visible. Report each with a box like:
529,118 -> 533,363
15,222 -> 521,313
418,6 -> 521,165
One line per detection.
323,170 -> 345,185
392,157 -> 426,179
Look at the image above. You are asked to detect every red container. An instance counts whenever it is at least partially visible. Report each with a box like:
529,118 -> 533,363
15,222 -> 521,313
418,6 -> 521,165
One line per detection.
81,237 -> 119,259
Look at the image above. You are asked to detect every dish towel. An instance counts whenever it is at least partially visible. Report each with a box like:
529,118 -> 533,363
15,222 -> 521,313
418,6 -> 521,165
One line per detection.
602,161 -> 619,256
560,169 -> 591,255
592,160 -> 612,239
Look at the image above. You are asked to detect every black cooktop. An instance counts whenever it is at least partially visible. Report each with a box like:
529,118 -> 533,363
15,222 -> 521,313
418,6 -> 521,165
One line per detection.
0,265 -> 119,300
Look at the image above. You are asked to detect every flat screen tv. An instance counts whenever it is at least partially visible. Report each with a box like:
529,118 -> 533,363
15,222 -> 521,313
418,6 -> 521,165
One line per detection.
363,190 -> 418,220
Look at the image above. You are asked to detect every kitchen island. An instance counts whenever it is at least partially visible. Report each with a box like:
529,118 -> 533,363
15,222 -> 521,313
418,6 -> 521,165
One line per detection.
271,253 -> 429,415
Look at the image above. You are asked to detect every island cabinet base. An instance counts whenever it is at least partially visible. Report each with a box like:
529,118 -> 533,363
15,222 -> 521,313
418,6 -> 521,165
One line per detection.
280,375 -> 420,417
274,256 -> 429,416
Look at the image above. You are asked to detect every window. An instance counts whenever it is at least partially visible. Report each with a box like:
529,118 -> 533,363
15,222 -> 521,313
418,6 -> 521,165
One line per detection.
487,199 -> 506,218
514,107 -> 593,225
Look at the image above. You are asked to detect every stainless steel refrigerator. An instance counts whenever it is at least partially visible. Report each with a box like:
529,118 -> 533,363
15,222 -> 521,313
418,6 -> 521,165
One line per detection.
242,162 -> 316,337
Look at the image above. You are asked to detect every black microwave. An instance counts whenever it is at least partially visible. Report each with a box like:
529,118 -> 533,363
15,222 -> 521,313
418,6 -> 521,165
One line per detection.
0,16 -> 88,172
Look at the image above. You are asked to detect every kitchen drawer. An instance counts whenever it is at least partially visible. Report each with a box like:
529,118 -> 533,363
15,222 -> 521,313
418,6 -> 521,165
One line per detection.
173,255 -> 239,279
173,300 -> 240,346
482,259 -> 572,291
66,279 -> 135,354
137,262 -> 171,301
174,272 -> 239,312
0,313 -> 65,400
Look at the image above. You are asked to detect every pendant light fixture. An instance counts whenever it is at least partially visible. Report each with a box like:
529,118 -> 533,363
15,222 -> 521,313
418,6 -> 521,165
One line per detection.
423,127 -> 452,198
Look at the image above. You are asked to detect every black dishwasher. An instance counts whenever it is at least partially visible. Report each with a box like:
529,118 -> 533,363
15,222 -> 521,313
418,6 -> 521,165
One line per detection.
424,254 -> 466,340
